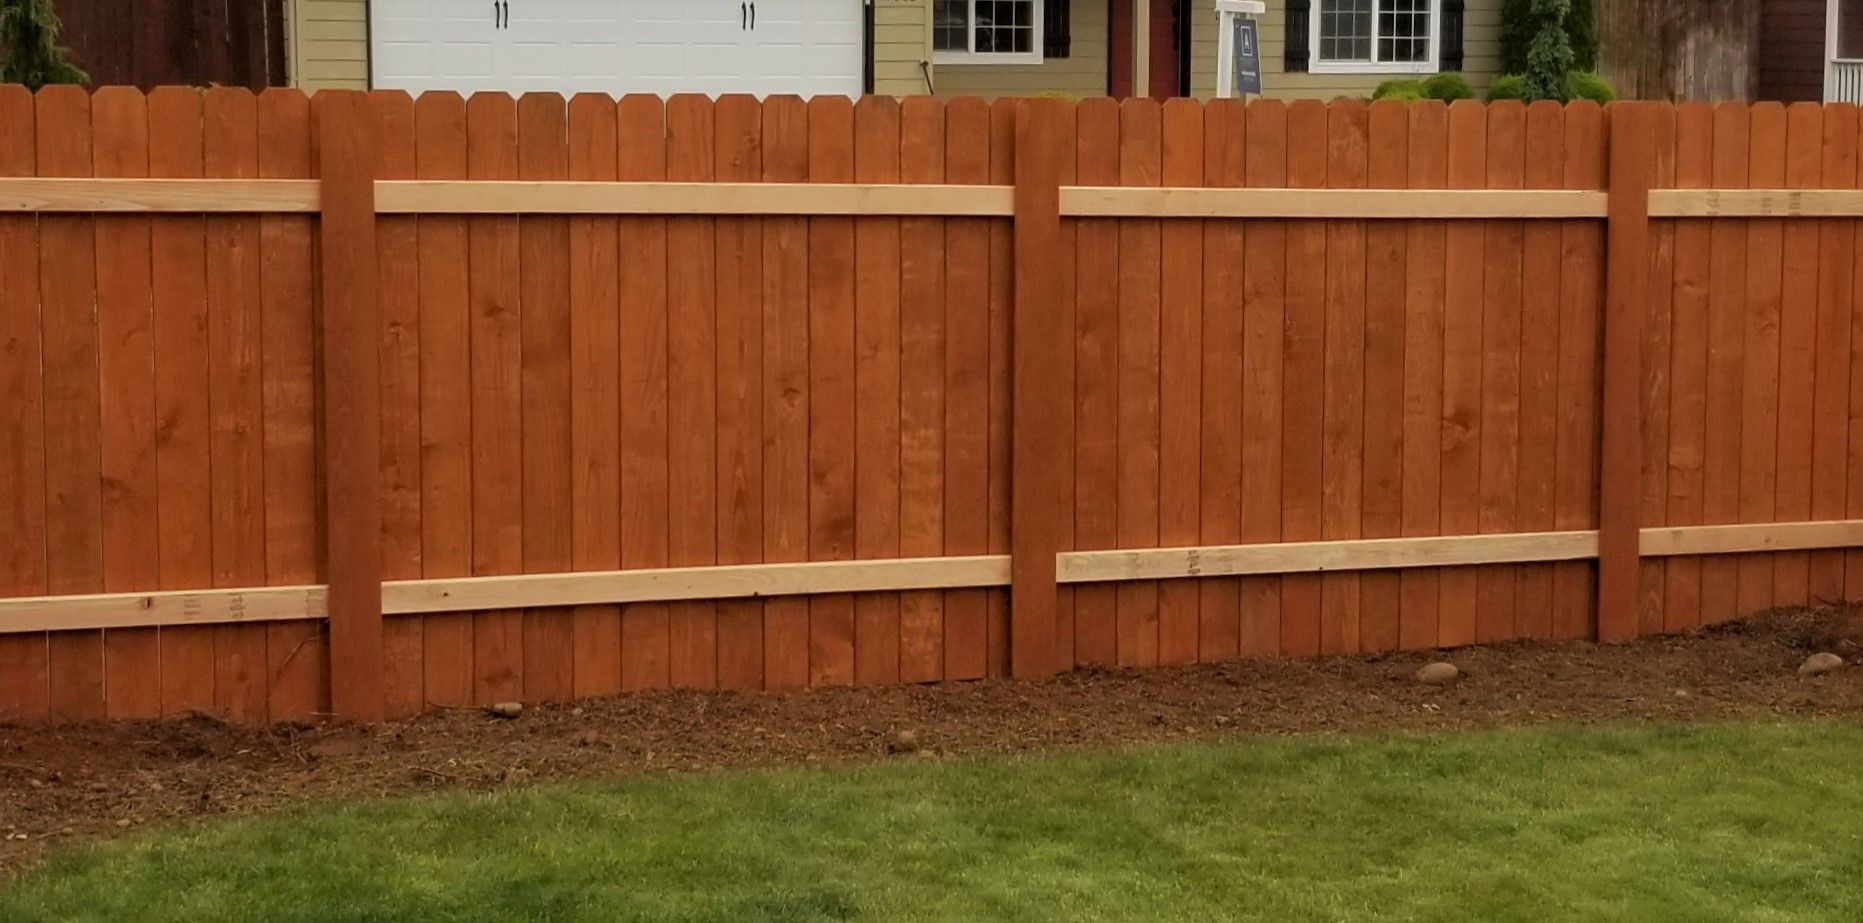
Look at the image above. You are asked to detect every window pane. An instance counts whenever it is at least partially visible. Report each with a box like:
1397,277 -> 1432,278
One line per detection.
1843,0 -> 1863,59
934,0 -> 969,52
1378,0 -> 1431,63
1318,0 -> 1374,62
973,0 -> 1035,55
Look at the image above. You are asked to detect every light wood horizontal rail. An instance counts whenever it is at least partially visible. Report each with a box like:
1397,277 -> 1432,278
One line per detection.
1058,187 -> 1610,219
0,556 -> 1013,632
1056,532 -> 1602,583
381,555 -> 1012,614
0,178 -> 320,212
1648,188 -> 1863,217
1639,520 -> 1863,556
0,585 -> 327,633
373,181 -> 1017,215
9,521 -> 1863,633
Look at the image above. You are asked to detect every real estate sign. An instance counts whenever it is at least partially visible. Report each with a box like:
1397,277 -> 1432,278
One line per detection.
1231,17 -> 1261,96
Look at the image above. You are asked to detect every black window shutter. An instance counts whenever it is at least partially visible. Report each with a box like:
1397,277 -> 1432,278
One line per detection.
1441,0 -> 1465,71
1045,0 -> 1072,58
1286,0 -> 1310,72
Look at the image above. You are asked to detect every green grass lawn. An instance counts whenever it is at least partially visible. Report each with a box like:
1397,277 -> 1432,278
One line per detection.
5,721 -> 1863,922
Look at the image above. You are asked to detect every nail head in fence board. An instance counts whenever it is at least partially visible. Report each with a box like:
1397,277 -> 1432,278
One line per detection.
314,91 -> 386,721
1598,102 -> 1657,642
1010,99 -> 1066,680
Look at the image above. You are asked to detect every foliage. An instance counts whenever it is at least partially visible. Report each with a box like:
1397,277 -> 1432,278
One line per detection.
1501,0 -> 1596,73
1485,70 -> 1617,103
1486,74 -> 1528,101
1373,78 -> 1426,101
7,722 -> 1863,921
1420,72 -> 1476,101
1373,73 -> 1473,102
1520,0 -> 1576,100
1566,70 -> 1617,103
0,0 -> 87,89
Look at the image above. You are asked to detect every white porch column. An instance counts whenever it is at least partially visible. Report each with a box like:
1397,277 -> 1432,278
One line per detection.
1133,0 -> 1151,97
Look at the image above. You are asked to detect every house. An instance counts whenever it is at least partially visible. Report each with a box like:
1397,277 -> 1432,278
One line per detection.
284,0 -> 1505,100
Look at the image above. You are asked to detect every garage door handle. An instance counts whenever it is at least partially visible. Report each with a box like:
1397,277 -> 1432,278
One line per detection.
751,2 -> 756,29
741,2 -> 747,29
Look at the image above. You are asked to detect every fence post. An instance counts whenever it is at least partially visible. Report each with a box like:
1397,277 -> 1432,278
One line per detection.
314,90 -> 386,719
1597,101 -> 1657,642
1010,98 -> 1067,679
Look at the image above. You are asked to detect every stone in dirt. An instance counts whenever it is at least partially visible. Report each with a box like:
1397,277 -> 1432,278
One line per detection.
487,702 -> 524,719
889,729 -> 921,753
1415,662 -> 1460,685
1799,652 -> 1845,676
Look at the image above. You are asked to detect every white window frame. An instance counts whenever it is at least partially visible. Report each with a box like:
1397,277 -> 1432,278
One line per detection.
933,0 -> 1045,66
1309,0 -> 1440,75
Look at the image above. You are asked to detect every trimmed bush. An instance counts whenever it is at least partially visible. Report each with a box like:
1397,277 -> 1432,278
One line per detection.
1421,73 -> 1475,101
1486,74 -> 1528,101
1565,71 -> 1616,103
1501,0 -> 1596,73
1373,78 -> 1426,101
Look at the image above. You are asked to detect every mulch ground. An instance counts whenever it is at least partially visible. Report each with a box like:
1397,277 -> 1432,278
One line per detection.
4,606 -> 1862,878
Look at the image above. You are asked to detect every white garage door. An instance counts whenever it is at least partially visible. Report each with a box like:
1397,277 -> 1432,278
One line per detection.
371,0 -> 864,97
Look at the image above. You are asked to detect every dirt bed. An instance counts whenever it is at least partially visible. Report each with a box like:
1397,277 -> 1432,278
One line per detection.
4,607 -> 1862,878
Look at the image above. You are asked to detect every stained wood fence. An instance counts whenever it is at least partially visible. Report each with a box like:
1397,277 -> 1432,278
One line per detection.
1,86 -> 1860,724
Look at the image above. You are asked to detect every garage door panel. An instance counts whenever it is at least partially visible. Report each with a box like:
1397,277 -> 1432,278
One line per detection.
372,0 -> 863,97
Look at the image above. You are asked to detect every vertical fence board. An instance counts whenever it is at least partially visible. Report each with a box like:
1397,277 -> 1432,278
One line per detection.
713,94 -> 766,691
1806,113 -> 1852,598
93,87 -> 162,718
413,92 -> 475,708
944,97 -> 993,679
567,92 -> 625,698
38,86 -> 106,720
372,89 -> 425,718
1664,103 -> 1713,632
807,95 -> 858,687
260,88 -> 324,721
1553,102 -> 1604,640
1198,98 -> 1244,663
1280,99 -> 1328,657
666,94 -> 721,690
1518,101 -> 1566,641
1360,100 -> 1407,653
1477,101 -> 1524,644
466,93 -> 524,703
987,98 -> 1017,678
0,86 -> 47,720
1321,100 -> 1368,654
1438,100 -> 1486,648
148,87 -> 216,715
1775,103 -> 1824,605
898,96 -> 948,682
1240,99 -> 1287,657
760,95 -> 811,690
1637,104 -> 1675,637
1736,103 -> 1786,615
1071,98 -> 1119,668
854,96 -> 904,685
1700,103 -> 1750,625
1399,101 -> 1447,651
1809,106 -> 1856,602
518,93 -> 577,702
1115,97 -> 1162,669
1158,98 -> 1203,666
203,88 -> 269,722
617,94 -> 671,691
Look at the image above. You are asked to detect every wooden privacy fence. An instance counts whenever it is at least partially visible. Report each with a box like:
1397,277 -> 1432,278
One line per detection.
2,86 -> 1862,724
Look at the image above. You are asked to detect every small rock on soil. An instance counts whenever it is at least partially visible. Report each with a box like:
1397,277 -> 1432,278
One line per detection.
1799,652 -> 1846,676
1415,662 -> 1460,685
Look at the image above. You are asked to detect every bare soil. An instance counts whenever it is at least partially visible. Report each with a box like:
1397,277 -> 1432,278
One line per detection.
3,607 -> 1861,878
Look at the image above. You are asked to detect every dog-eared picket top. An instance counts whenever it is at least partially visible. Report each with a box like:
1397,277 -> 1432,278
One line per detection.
1,86 -> 1861,723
